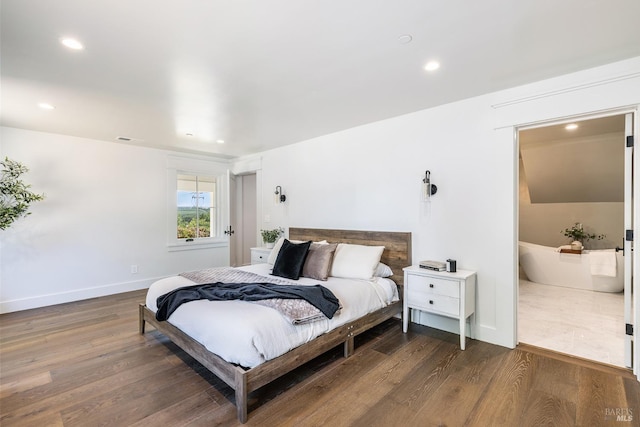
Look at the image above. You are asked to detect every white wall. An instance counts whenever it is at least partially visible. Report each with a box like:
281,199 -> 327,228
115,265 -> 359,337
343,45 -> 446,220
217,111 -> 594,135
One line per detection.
241,56 -> 640,349
2,57 -> 638,351
0,128 -> 230,312
519,157 -> 624,251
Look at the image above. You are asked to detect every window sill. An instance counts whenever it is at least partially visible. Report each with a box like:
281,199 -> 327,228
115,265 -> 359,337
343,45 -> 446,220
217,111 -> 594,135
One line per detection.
167,239 -> 228,252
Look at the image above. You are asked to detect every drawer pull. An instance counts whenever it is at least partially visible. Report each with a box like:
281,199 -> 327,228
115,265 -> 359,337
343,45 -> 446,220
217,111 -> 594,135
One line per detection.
429,284 -> 434,288
429,300 -> 434,304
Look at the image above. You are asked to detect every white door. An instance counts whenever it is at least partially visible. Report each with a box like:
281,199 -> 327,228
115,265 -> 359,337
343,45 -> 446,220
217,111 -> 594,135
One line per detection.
625,112 -> 639,375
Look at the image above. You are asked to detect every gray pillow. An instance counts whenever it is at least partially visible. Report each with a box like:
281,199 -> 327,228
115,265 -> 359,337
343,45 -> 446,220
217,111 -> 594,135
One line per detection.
302,243 -> 338,281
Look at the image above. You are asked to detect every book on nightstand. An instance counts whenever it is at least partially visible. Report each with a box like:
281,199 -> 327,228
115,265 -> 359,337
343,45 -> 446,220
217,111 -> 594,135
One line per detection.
419,260 -> 446,271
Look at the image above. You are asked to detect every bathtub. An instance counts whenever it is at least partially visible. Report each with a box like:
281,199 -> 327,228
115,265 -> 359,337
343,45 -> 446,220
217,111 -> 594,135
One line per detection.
518,241 -> 624,293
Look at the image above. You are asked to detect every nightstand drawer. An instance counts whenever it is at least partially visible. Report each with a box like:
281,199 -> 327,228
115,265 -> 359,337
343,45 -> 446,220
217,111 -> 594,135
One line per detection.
408,293 -> 459,317
250,248 -> 272,265
407,275 -> 460,298
251,253 -> 268,264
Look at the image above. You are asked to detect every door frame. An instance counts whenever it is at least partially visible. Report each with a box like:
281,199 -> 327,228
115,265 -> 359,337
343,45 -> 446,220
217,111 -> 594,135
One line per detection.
229,158 -> 264,265
624,112 -> 634,368
514,106 -> 638,378
232,173 -> 259,266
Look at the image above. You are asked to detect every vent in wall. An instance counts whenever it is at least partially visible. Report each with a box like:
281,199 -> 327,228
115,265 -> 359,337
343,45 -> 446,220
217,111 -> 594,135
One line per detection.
116,136 -> 144,142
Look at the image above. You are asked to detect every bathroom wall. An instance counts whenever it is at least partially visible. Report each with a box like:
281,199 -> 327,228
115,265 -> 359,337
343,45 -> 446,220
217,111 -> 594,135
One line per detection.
518,129 -> 625,250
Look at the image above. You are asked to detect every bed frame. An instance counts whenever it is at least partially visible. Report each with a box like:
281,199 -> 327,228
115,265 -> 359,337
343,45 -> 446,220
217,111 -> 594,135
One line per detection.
139,227 -> 411,423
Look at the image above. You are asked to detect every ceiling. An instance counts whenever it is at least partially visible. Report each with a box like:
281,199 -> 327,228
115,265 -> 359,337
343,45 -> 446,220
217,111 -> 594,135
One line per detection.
2,1 -> 640,159
519,115 -> 626,145
520,115 -> 626,204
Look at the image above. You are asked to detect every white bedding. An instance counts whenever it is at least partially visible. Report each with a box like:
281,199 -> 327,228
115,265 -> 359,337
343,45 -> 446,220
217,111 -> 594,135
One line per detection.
145,263 -> 399,368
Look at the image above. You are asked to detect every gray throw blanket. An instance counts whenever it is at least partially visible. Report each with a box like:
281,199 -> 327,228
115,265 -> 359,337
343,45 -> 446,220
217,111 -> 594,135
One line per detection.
156,282 -> 340,323
155,267 -> 341,324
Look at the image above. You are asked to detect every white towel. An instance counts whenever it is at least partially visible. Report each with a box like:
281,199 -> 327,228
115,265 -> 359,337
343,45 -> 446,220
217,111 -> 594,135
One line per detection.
556,245 -> 572,252
589,251 -> 617,277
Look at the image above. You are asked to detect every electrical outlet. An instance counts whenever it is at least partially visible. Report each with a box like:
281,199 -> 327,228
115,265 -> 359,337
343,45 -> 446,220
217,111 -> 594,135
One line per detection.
130,265 -> 138,274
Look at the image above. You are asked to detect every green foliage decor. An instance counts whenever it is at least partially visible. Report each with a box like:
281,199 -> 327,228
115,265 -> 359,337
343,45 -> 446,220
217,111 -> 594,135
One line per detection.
261,227 -> 283,243
177,208 -> 211,238
0,157 -> 44,230
562,222 -> 605,244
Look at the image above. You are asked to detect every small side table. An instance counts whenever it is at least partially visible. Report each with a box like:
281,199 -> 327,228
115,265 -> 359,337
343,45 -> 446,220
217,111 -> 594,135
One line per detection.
403,265 -> 476,350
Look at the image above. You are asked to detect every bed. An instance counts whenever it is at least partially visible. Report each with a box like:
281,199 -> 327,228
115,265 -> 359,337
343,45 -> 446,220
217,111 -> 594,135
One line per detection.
139,227 -> 412,423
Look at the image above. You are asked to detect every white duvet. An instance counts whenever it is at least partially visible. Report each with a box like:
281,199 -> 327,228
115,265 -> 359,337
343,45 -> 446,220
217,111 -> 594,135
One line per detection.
145,263 -> 399,368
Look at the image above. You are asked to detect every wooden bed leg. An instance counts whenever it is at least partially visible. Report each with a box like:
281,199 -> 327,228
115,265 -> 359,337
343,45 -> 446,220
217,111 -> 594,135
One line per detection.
235,369 -> 248,423
344,336 -> 354,358
138,303 -> 146,334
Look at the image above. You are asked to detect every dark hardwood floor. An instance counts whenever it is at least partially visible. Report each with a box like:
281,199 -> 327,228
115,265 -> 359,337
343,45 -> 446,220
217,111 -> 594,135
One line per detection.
1,290 -> 638,426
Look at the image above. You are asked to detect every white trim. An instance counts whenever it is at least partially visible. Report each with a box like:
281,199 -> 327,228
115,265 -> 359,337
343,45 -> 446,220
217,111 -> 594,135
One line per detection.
624,112 -> 634,369
497,106 -> 639,132
167,240 -> 228,251
0,277 -> 157,313
491,72 -> 640,109
166,156 -> 230,250
513,125 -> 520,348
514,106 -> 640,375
632,109 -> 640,380
231,155 -> 262,175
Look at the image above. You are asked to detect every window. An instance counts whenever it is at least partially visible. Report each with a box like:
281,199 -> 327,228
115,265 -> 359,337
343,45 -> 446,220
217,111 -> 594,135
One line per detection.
166,155 -> 228,251
176,174 -> 217,240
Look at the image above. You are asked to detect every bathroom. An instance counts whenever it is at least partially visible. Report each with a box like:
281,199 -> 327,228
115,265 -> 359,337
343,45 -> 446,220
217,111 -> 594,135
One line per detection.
518,114 -> 627,367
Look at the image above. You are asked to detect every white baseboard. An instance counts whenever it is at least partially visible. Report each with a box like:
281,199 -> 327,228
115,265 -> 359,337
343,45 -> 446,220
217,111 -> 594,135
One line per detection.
0,277 -> 161,313
412,311 -> 511,349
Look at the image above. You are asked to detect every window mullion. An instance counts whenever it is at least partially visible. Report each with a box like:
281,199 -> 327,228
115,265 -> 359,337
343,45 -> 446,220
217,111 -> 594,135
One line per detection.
195,176 -> 200,237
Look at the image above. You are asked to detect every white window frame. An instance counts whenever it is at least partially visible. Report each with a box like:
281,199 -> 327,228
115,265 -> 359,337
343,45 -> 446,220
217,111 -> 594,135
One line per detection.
166,156 -> 229,251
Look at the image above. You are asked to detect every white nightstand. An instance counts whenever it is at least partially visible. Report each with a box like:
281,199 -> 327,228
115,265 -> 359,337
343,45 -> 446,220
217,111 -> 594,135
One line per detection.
250,247 -> 272,265
402,265 -> 476,350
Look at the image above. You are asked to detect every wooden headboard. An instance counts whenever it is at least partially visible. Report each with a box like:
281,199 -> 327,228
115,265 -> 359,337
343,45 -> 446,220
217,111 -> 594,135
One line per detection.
289,228 -> 412,286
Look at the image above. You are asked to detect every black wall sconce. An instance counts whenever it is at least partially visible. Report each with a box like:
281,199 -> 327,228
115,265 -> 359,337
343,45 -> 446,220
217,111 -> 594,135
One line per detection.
422,170 -> 437,201
275,185 -> 286,204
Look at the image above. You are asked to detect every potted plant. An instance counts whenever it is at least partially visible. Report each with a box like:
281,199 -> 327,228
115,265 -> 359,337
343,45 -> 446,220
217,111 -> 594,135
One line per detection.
562,222 -> 605,249
260,227 -> 283,248
0,157 -> 44,230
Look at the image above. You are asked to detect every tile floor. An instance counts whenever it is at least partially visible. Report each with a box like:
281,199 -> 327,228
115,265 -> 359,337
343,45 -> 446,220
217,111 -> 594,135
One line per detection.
518,279 -> 626,367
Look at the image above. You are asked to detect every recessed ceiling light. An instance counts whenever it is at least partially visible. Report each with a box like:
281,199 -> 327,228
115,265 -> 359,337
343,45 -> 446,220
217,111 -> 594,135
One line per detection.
61,38 -> 84,50
216,139 -> 225,144
565,123 -> 579,130
424,61 -> 440,72
398,34 -> 413,44
38,102 -> 55,110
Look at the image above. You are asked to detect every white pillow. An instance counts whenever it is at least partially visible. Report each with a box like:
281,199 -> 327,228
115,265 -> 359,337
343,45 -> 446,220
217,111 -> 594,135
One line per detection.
375,262 -> 393,278
330,243 -> 385,279
267,237 -> 327,265
267,237 -> 287,265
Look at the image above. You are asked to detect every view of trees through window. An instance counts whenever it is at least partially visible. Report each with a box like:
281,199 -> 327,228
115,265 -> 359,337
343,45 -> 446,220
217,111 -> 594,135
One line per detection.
177,174 -> 216,239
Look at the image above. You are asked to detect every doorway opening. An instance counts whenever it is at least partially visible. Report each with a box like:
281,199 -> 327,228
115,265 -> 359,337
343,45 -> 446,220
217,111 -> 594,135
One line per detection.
233,173 -> 258,266
517,113 -> 628,367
